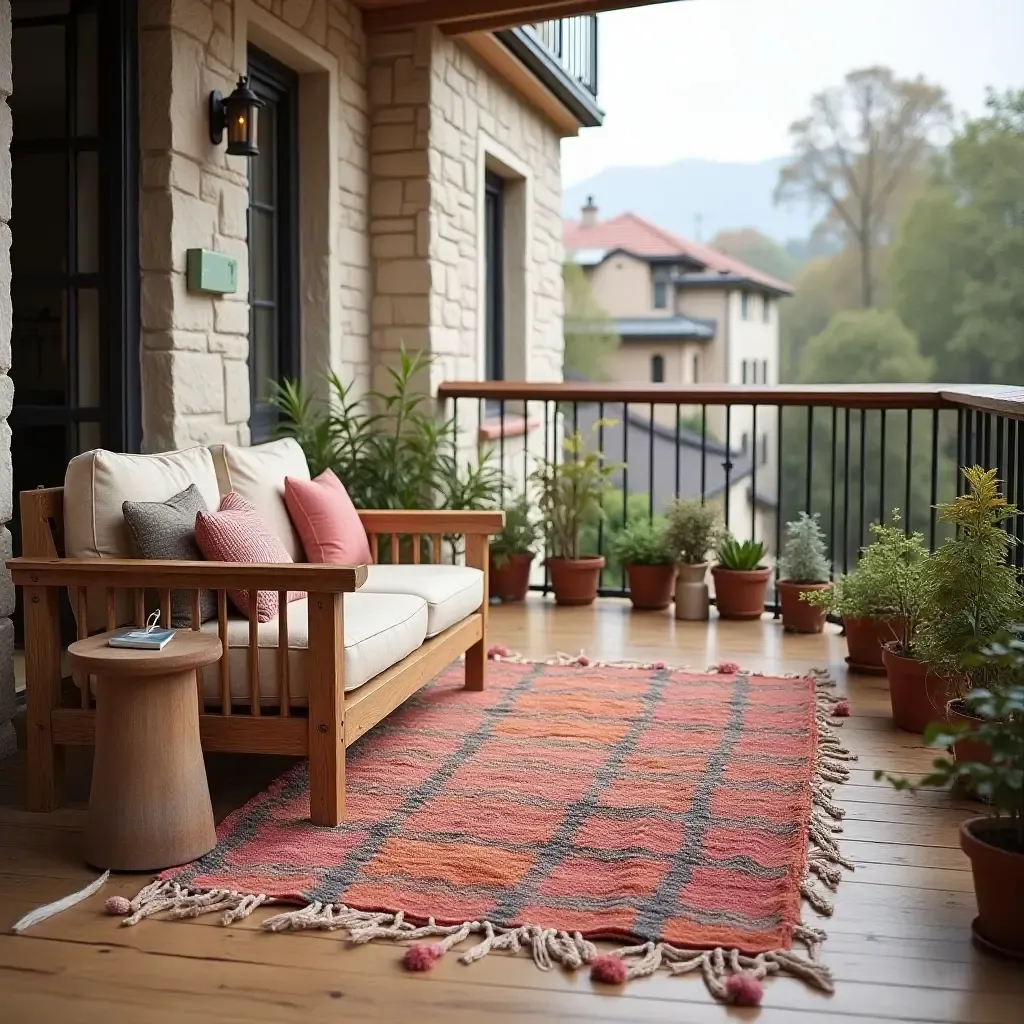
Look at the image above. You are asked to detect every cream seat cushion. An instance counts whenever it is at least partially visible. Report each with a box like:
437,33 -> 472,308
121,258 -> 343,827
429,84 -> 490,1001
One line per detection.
197,592 -> 428,706
208,438 -> 309,561
64,447 -> 221,632
357,564 -> 483,637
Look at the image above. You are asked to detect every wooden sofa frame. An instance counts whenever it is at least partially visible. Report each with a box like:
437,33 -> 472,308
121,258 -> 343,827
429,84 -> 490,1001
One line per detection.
8,487 -> 503,826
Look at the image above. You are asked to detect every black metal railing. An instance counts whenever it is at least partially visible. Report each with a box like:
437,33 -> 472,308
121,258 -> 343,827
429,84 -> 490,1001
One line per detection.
527,15 -> 598,96
438,383 -> 1024,610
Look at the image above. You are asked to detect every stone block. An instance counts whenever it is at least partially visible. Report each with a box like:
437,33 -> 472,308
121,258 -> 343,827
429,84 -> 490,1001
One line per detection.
218,181 -> 249,239
172,351 -> 226,415
0,225 -> 10,375
0,526 -> 13,618
143,328 -> 209,351
371,233 -> 414,259
370,150 -> 428,179
214,299 -> 249,335
208,332 -> 250,359
371,123 -> 415,153
224,359 -> 250,423
0,0 -> 11,97
392,296 -> 429,326
376,258 -> 430,296
0,99 -> 10,223
369,180 -> 403,218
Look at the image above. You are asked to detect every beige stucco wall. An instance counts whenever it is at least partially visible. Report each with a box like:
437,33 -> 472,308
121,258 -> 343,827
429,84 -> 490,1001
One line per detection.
0,0 -> 12,756
137,0 -> 370,451
585,253 -> 658,318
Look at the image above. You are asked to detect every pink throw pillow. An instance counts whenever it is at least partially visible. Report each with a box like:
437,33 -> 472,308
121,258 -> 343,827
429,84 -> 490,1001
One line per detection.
195,492 -> 305,622
284,468 -> 373,566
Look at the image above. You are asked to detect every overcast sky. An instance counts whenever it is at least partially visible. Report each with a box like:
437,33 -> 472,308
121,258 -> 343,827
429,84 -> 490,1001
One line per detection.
561,0 -> 1024,186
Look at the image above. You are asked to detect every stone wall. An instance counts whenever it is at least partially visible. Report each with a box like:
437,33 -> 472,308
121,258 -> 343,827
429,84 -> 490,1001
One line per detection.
138,0 -> 369,451
0,0 -> 12,757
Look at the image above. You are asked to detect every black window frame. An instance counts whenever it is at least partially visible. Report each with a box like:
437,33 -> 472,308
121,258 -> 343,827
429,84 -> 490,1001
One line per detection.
247,46 -> 300,444
652,278 -> 668,310
650,353 -> 665,383
484,170 -> 505,383
692,353 -> 700,383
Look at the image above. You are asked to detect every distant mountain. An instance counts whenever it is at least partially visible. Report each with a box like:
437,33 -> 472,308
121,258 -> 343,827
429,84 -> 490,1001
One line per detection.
563,157 -> 818,245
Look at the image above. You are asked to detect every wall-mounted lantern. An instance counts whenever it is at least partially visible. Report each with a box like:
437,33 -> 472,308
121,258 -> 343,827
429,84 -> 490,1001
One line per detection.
209,76 -> 263,156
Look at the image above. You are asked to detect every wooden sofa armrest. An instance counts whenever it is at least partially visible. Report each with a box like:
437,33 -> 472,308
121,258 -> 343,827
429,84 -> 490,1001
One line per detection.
6,557 -> 368,593
357,510 -> 505,535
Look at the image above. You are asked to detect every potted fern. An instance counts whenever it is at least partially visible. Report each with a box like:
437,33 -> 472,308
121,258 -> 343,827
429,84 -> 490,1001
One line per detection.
531,428 -> 617,606
489,493 -> 540,603
609,520 -> 676,611
664,499 -> 721,621
778,512 -> 832,633
712,535 -> 770,620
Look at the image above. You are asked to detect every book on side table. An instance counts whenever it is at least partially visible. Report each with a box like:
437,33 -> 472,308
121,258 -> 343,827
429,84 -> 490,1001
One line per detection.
108,627 -> 176,650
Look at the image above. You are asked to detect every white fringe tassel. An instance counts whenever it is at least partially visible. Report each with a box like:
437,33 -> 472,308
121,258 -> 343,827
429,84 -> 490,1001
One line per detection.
12,870 -> 110,933
113,659 -> 855,1004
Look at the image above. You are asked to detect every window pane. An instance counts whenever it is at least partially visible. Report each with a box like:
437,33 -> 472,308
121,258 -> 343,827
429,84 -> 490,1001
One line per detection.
252,305 -> 278,401
12,25 -> 66,140
10,289 -> 66,405
77,288 -> 100,406
77,150 -> 99,273
12,153 -> 68,276
76,10 -> 98,136
250,102 -> 276,207
250,209 -> 275,302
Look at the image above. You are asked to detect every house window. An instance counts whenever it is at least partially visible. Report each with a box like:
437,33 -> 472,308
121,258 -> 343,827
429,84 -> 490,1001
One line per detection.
692,354 -> 700,383
762,359 -> 769,384
741,360 -> 748,384
248,47 -> 300,443
653,278 -> 668,309
651,354 -> 665,383
740,291 -> 750,320
763,296 -> 772,322
484,170 -> 505,381
760,432 -> 770,466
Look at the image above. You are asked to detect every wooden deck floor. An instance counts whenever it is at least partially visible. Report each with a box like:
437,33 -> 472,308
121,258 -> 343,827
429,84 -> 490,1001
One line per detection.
1,599 -> 1021,1023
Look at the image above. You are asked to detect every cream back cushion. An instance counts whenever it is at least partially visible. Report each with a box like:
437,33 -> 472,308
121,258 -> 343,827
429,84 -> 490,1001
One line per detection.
208,438 -> 309,561
64,447 -> 221,632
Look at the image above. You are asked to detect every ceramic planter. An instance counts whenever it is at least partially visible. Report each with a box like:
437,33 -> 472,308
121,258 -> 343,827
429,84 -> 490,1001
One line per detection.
961,817 -> 1024,957
881,644 -> 947,733
711,566 -> 771,621
777,580 -> 831,633
547,556 -> 605,607
674,562 -> 710,621
947,699 -> 992,768
489,552 -> 534,603
624,563 -> 676,611
844,617 -> 899,674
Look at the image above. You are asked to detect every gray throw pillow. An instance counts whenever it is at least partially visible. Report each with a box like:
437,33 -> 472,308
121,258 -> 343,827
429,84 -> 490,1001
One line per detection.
122,484 -> 218,628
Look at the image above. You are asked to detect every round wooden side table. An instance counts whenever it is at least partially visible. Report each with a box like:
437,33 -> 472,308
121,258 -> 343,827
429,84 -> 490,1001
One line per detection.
67,630 -> 223,872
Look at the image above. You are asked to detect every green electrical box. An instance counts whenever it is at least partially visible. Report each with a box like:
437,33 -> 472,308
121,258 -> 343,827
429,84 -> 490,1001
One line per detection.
186,248 -> 238,295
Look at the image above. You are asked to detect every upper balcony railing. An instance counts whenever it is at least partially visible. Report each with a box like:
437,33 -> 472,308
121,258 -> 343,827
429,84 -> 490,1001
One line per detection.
438,382 -> 1024,607
525,15 -> 598,97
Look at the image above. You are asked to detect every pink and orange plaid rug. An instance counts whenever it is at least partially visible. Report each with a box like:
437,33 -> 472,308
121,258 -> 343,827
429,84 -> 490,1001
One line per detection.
118,658 -> 854,1003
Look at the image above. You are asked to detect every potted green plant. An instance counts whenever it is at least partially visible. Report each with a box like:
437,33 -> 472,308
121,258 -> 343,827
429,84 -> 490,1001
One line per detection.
609,520 -> 676,611
489,493 -> 540,603
778,512 -> 832,633
917,467 -> 1022,742
712,536 -> 770,620
664,499 -> 721,621
531,428 -> 617,606
877,674 -> 1024,957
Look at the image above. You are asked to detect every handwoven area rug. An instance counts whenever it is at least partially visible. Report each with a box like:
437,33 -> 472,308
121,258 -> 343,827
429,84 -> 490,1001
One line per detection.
117,656 -> 854,1003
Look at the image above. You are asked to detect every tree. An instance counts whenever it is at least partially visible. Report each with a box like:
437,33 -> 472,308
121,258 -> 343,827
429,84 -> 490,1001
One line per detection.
775,67 -> 951,309
891,89 -> 1024,384
563,262 -> 620,380
709,228 -> 801,283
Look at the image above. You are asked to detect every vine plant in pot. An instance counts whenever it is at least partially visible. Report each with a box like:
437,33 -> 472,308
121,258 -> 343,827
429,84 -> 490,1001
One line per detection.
878,667 -> 1024,957
531,428 -> 617,607
917,467 -> 1022,757
712,536 -> 770,620
778,512 -> 831,633
609,520 -> 677,611
489,493 -> 541,603
664,499 -> 721,621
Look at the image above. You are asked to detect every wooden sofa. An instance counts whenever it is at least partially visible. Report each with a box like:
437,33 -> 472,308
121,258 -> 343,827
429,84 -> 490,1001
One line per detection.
8,448 -> 502,828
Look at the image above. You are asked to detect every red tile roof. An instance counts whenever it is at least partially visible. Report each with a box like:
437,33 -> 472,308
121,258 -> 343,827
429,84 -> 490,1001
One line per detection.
563,212 -> 793,294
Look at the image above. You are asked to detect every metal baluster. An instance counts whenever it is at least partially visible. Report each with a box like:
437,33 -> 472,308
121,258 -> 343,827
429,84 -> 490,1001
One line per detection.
981,412 -> 992,467
674,402 -> 681,499
543,400 -> 551,596
723,405 -> 732,527
904,410 -> 913,535
597,402 -> 606,566
622,400 -> 629,593
959,408 -> 969,496
700,405 -> 708,503
750,405 -> 758,544
522,398 -> 529,497
929,409 -> 940,551
804,406 -> 813,514
499,398 -> 506,485
842,408 -> 851,574
648,402 -> 655,522
879,409 -> 887,526
858,409 -> 867,544
1016,421 -> 1024,571
774,406 -> 783,617
996,415 -> 1005,480
829,407 -> 837,575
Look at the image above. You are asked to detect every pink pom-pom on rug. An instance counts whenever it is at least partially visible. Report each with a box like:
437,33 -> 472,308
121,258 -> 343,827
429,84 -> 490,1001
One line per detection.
833,699 -> 851,717
104,896 -> 131,916
402,943 -> 445,971
575,654 -> 591,667
487,644 -> 510,660
715,661 -> 741,675
590,954 -> 628,985
725,971 -> 764,1005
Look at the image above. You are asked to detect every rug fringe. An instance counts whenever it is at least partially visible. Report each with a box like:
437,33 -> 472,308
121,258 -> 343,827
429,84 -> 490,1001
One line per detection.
113,657 -> 855,1005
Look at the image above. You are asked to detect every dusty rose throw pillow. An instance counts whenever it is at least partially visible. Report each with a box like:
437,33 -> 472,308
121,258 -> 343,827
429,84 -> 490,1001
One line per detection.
284,468 -> 373,565
194,492 -> 305,621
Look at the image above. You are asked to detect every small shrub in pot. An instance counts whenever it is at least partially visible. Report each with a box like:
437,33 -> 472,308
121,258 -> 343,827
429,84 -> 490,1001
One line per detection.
712,536 -> 770,621
489,494 -> 540,602
664,499 -> 721,620
778,512 -> 831,633
609,520 -> 676,611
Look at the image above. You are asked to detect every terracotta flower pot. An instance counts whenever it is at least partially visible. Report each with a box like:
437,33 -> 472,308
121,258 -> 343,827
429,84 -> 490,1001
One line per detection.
882,644 -> 948,733
624,563 -> 676,611
711,566 -> 771,621
547,556 -> 605,607
961,817 -> 1024,957
489,552 -> 534,603
674,562 -> 710,621
844,617 -> 900,674
778,580 -> 831,634
947,698 -> 992,768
